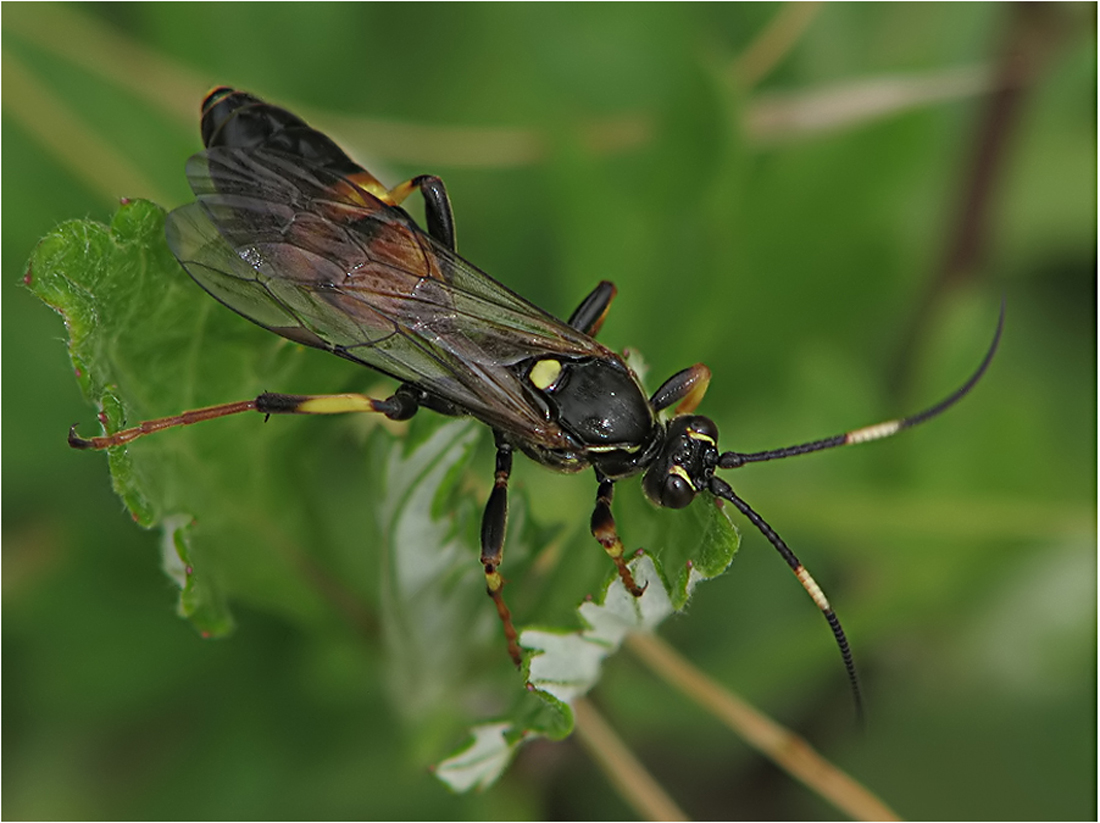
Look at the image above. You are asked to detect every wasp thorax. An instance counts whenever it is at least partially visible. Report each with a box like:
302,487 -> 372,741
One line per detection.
642,415 -> 719,509
531,357 -> 655,448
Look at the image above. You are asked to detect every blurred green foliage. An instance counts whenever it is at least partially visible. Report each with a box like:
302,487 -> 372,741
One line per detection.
4,3 -> 1095,819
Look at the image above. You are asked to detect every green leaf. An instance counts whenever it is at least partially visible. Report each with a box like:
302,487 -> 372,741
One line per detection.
432,722 -> 516,793
25,199 -> 740,789
160,514 -> 234,637
26,201 -> 228,630
24,198 -> 365,635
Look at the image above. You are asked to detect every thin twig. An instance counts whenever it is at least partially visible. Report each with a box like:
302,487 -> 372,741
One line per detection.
3,1 -> 204,125
2,51 -> 169,205
887,3 -> 1070,396
7,3 -> 1003,168
746,65 -> 994,143
625,632 -> 899,822
733,2 -> 823,91
573,697 -> 690,822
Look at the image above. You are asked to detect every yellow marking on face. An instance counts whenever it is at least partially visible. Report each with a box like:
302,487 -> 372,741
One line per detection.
795,565 -> 831,611
669,464 -> 696,489
687,428 -> 716,445
585,442 -> 645,454
485,569 -> 504,592
297,394 -> 377,415
846,420 -> 902,445
529,358 -> 563,390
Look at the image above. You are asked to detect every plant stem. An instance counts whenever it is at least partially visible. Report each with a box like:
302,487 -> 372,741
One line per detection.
626,632 -> 899,822
733,2 -> 823,90
573,696 -> 690,822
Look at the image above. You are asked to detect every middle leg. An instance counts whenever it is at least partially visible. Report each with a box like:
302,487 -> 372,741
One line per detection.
480,435 -> 523,667
590,477 -> 646,597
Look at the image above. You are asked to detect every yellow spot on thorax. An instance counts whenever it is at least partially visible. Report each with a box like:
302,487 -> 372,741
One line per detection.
529,359 -> 563,390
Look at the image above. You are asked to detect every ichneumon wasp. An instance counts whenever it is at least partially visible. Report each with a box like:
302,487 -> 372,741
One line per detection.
69,87 -> 1003,716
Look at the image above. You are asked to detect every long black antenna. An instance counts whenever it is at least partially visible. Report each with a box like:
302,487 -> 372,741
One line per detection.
708,300 -> 1003,718
710,476 -> 864,721
719,299 -> 1004,469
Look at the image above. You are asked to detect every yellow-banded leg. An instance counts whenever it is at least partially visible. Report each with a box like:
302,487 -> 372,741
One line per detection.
479,438 -> 523,667
68,387 -> 421,450
590,478 -> 646,597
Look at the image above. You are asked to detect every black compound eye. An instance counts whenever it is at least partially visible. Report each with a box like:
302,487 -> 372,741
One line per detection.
661,472 -> 695,509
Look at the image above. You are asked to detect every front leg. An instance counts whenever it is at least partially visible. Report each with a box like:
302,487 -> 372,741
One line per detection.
480,435 -> 522,667
648,364 -> 712,415
590,477 -> 646,596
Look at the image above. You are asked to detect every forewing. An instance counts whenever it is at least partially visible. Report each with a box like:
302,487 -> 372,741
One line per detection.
165,202 -> 345,351
167,147 -> 609,443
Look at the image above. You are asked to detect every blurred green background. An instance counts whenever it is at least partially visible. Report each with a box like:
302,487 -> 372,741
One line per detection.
4,3 -> 1095,819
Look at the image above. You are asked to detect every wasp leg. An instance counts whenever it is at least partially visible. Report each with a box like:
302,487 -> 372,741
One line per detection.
480,437 -> 523,667
385,175 -> 456,251
590,478 -> 646,596
568,281 -> 617,337
649,364 -> 712,415
68,387 -> 420,450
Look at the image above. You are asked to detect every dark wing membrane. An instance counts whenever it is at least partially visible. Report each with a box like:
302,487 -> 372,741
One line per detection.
165,147 -> 610,446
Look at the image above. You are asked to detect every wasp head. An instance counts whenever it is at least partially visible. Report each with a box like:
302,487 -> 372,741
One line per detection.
642,415 -> 720,509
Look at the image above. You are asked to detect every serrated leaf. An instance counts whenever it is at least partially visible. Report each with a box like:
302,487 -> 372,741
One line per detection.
434,504 -> 738,791
157,514 -> 234,636
24,199 -> 377,635
375,416 -> 492,717
432,723 -> 515,793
